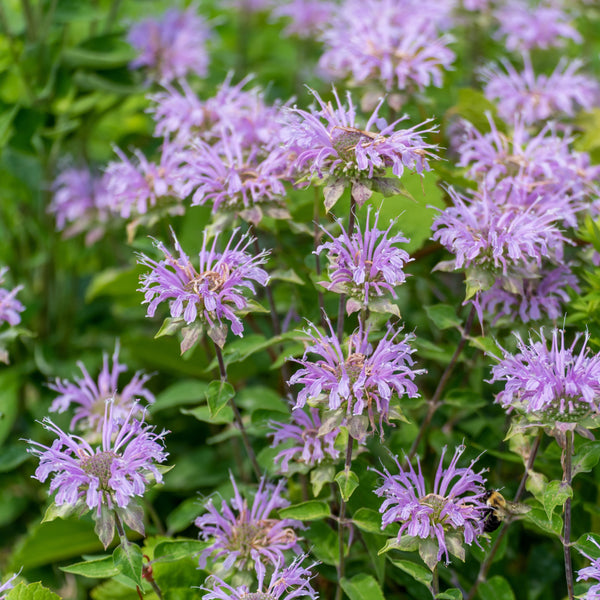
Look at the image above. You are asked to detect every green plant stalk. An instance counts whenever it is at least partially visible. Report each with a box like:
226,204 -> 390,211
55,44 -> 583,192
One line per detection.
336,197 -> 357,342
563,429 -> 574,600
213,342 -> 262,481
431,563 -> 439,597
335,433 -> 354,600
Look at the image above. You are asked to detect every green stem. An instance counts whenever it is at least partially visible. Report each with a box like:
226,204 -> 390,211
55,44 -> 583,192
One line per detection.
431,564 -> 439,597
465,430 -> 543,600
335,434 -> 354,600
336,198 -> 357,342
406,304 -> 476,462
213,342 -> 261,481
314,187 -> 326,329
563,429 -> 575,600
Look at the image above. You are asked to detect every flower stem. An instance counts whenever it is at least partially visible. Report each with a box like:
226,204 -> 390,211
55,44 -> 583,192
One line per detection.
336,198 -> 357,342
431,563 -> 440,597
407,304 -> 476,462
562,429 -> 575,600
213,342 -> 262,481
335,433 -> 354,600
465,430 -> 543,600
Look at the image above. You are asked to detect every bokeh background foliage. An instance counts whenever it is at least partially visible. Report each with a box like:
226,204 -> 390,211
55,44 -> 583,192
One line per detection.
1,0 -> 600,599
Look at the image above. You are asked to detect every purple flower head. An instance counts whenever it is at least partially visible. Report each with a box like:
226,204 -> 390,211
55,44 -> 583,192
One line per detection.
431,187 -> 569,276
493,0 -> 581,52
127,7 -> 211,83
27,400 -> 168,528
319,0 -> 455,92
372,445 -> 487,565
137,228 -> 270,344
577,536 -> 600,600
196,473 -> 303,572
104,141 -> 188,219
48,341 -> 155,432
271,0 -> 335,38
50,166 -> 111,243
489,328 -> 600,421
316,206 -> 412,314
476,263 -> 578,325
289,318 -> 423,435
269,407 -> 341,473
182,132 -> 290,224
202,554 -> 318,600
0,267 -> 24,328
0,572 -> 18,600
149,74 -> 286,151
482,54 -> 599,126
283,87 -> 437,193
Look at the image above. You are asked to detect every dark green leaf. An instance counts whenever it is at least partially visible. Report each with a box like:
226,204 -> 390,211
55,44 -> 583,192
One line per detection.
340,574 -> 385,600
335,470 -> 359,502
279,500 -> 331,521
390,560 -> 432,587
425,304 -> 462,330
113,542 -> 143,588
205,380 -> 235,420
152,380 -> 210,413
542,480 -> 572,521
153,539 -> 209,561
479,576 -> 515,600
61,556 -> 119,578
352,508 -> 383,534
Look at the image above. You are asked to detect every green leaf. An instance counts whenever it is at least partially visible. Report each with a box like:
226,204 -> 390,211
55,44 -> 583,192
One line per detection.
524,507 -> 562,537
205,380 -> 235,421
352,508 -> 383,535
0,444 -> 28,472
41,501 -> 80,524
436,589 -> 463,600
479,576 -> 516,600
61,555 -> 119,578
6,583 -> 61,600
425,304 -> 462,330
305,521 -> 338,565
181,405 -> 234,425
542,480 -> 572,521
340,574 -> 385,600
165,498 -> 204,534
113,542 -> 143,588
311,464 -> 336,497
279,500 -> 331,521
390,559 -> 432,587
452,88 -> 499,133
572,441 -> 600,476
335,470 -> 359,502
154,317 -> 186,339
418,537 -> 440,570
269,268 -> 304,284
85,266 -> 144,302
152,380 -> 210,413
0,370 -> 19,447
153,538 -> 209,561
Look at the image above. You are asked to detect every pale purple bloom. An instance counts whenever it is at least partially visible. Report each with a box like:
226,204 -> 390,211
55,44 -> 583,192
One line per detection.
482,54 -> 599,125
489,328 -> 600,419
104,141 -> 188,219
48,341 -> 155,432
202,555 -> 318,600
289,318 -> 423,434
283,87 -> 437,188
476,263 -> 578,324
0,268 -> 24,327
577,536 -> 600,600
493,0 -> 581,52
182,132 -> 290,224
316,206 -> 412,314
271,0 -> 335,38
0,572 -> 18,599
127,7 -> 211,83
27,400 -> 168,516
431,187 -> 569,275
269,407 -> 341,472
319,0 -> 455,92
137,228 -> 270,341
372,445 -> 487,565
196,473 -> 303,571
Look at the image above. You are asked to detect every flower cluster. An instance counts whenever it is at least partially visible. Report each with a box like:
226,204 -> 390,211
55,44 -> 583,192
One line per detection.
283,87 -> 437,207
0,267 -> 24,328
269,407 -> 341,472
49,166 -> 111,244
271,0 -> 334,38
48,341 -> 155,431
202,555 -> 318,600
27,401 -> 168,546
372,445 -> 487,566
319,0 -> 455,92
493,0 -> 581,52
316,206 -> 412,314
482,55 -> 599,125
196,473 -> 303,572
137,228 -> 270,346
489,328 -> 600,422
289,318 -> 423,435
127,6 -> 211,83
578,536 -> 600,600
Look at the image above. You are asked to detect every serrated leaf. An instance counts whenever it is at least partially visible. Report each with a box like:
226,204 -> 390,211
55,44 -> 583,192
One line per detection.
113,542 -> 143,588
181,405 -> 234,425
425,304 -> 462,330
6,583 -> 61,600
335,470 -> 359,502
524,507 -> 562,537
60,555 -> 119,578
543,480 -> 572,521
352,508 -> 383,534
279,500 -> 330,521
340,574 -> 385,600
479,576 -> 515,600
311,464 -> 336,497
205,380 -> 235,420
390,559 -> 432,587
153,539 -> 209,561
